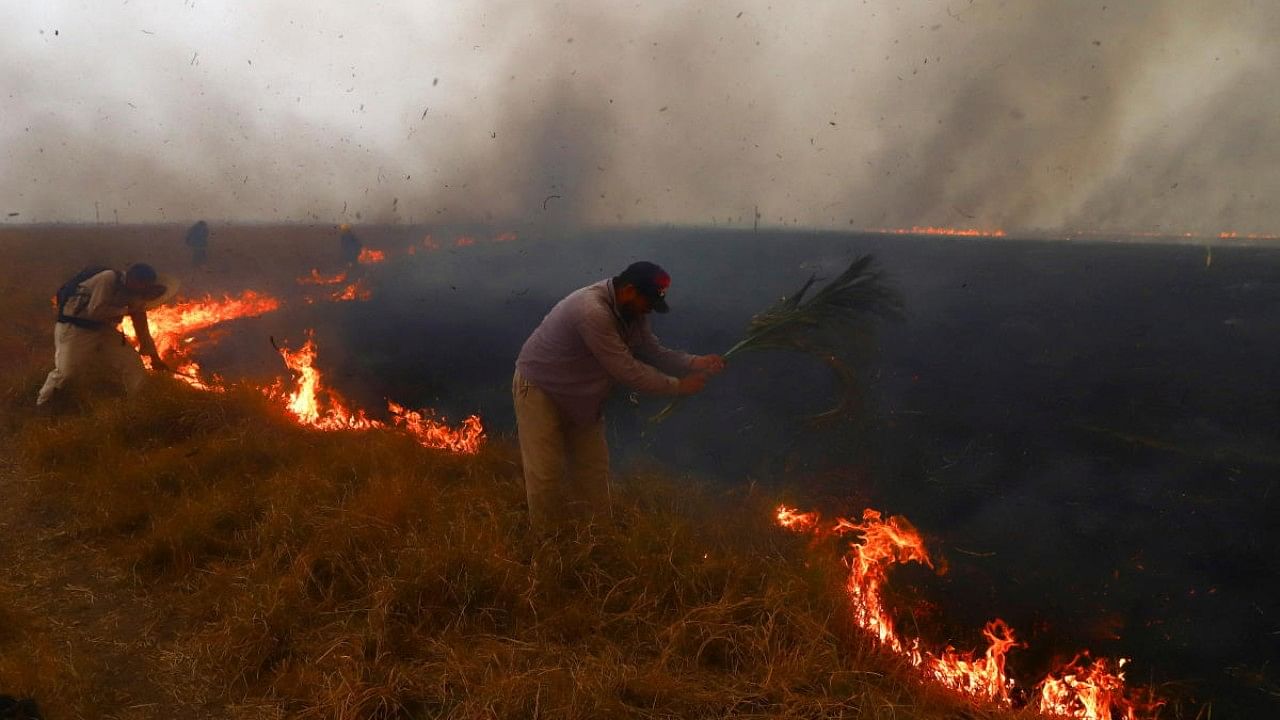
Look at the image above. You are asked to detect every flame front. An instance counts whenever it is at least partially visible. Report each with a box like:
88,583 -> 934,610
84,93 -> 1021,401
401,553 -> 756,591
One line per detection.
124,290 -> 281,358
388,402 -> 485,455
330,279 -> 371,302
357,248 -> 386,264
872,226 -> 1007,237
121,288 -> 481,454
271,333 -> 484,454
297,268 -> 348,285
273,333 -> 376,431
122,290 -> 282,390
774,505 -> 1161,718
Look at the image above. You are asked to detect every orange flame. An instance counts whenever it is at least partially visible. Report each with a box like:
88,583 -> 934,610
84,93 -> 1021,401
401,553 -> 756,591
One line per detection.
122,291 -> 282,389
927,620 -> 1019,702
1039,656 -> 1164,720
388,402 -> 485,455
124,290 -> 281,358
272,333 -> 376,431
121,291 -> 482,455
330,279 -> 372,302
297,268 -> 349,286
775,505 -> 820,531
455,236 -> 476,247
1216,231 -> 1280,240
774,505 -> 1161,718
271,333 -> 484,454
872,226 -> 1007,237
357,248 -> 386,264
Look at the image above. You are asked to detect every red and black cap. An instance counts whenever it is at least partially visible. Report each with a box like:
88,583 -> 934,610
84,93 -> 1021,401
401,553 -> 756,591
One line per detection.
617,261 -> 671,313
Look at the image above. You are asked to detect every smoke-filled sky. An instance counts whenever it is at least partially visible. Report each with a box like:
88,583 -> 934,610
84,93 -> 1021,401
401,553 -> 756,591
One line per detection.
3,0 -> 1278,233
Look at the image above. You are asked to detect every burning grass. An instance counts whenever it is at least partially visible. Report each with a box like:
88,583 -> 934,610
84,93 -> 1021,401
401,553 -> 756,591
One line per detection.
1,378 -> 1057,719
0,226 -> 1176,718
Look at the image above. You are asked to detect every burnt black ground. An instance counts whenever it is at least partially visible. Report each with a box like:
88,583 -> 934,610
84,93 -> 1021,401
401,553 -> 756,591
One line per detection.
99,227 -> 1280,715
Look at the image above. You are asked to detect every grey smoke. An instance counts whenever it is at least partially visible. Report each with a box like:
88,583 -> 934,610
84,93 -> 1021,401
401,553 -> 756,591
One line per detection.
2,0 -> 1277,233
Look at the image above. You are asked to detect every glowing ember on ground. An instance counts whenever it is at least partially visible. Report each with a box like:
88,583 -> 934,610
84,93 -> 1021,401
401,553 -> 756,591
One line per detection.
871,226 -> 1007,237
297,268 -> 348,285
330,279 -> 372,302
171,360 -> 224,392
774,505 -> 1162,719
271,332 -> 484,454
1216,231 -> 1280,240
357,248 -> 386,264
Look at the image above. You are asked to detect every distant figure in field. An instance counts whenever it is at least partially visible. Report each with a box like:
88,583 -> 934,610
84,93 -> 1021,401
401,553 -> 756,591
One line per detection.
513,261 -> 725,531
184,220 -> 209,266
339,223 -> 362,265
37,263 -> 174,408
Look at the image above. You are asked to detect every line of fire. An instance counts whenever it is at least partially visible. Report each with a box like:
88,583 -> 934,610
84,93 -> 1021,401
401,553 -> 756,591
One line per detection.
101,224 -> 1266,720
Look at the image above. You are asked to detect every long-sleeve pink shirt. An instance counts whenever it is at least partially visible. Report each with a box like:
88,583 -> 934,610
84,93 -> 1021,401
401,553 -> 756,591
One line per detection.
516,279 -> 695,424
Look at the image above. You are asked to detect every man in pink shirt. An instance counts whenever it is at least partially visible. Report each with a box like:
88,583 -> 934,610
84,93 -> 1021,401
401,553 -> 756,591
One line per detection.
514,261 -> 725,530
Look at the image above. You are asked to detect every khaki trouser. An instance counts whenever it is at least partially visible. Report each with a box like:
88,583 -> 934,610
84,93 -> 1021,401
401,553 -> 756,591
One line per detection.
512,371 -> 610,531
36,323 -> 148,405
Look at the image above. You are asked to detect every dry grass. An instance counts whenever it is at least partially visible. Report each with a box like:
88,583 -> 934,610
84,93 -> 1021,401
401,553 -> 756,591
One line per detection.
0,372 -> 1045,719
0,226 -> 1045,718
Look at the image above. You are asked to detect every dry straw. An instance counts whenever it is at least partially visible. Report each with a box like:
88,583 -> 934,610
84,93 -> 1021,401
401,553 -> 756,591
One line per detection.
652,255 -> 902,423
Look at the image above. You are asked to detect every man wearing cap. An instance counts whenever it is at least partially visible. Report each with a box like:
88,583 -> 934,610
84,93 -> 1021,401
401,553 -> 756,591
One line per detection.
36,263 -> 174,407
514,261 -> 726,530
185,220 -> 210,266
339,223 -> 362,265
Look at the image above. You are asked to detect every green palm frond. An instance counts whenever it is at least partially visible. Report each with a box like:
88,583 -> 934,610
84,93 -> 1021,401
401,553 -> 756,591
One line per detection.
651,254 -> 901,423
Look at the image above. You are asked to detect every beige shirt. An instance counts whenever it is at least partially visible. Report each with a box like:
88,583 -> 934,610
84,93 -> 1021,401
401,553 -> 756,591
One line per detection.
62,270 -> 145,327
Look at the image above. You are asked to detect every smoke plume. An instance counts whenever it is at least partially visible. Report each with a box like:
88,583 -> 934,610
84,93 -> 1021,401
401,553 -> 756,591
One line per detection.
2,0 -> 1277,234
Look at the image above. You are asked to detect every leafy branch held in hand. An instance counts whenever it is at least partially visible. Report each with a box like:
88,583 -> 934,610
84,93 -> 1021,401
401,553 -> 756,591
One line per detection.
652,254 -> 902,423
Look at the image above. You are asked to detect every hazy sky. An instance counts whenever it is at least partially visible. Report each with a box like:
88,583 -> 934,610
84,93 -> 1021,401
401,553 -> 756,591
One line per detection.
3,0 -> 1278,233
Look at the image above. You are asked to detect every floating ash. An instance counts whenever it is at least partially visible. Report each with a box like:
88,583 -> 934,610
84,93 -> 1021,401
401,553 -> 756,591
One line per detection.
774,505 -> 1163,719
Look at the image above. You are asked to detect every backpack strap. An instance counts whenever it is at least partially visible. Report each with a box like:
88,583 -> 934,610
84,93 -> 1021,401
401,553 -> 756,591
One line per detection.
55,268 -> 117,330
56,314 -> 109,330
